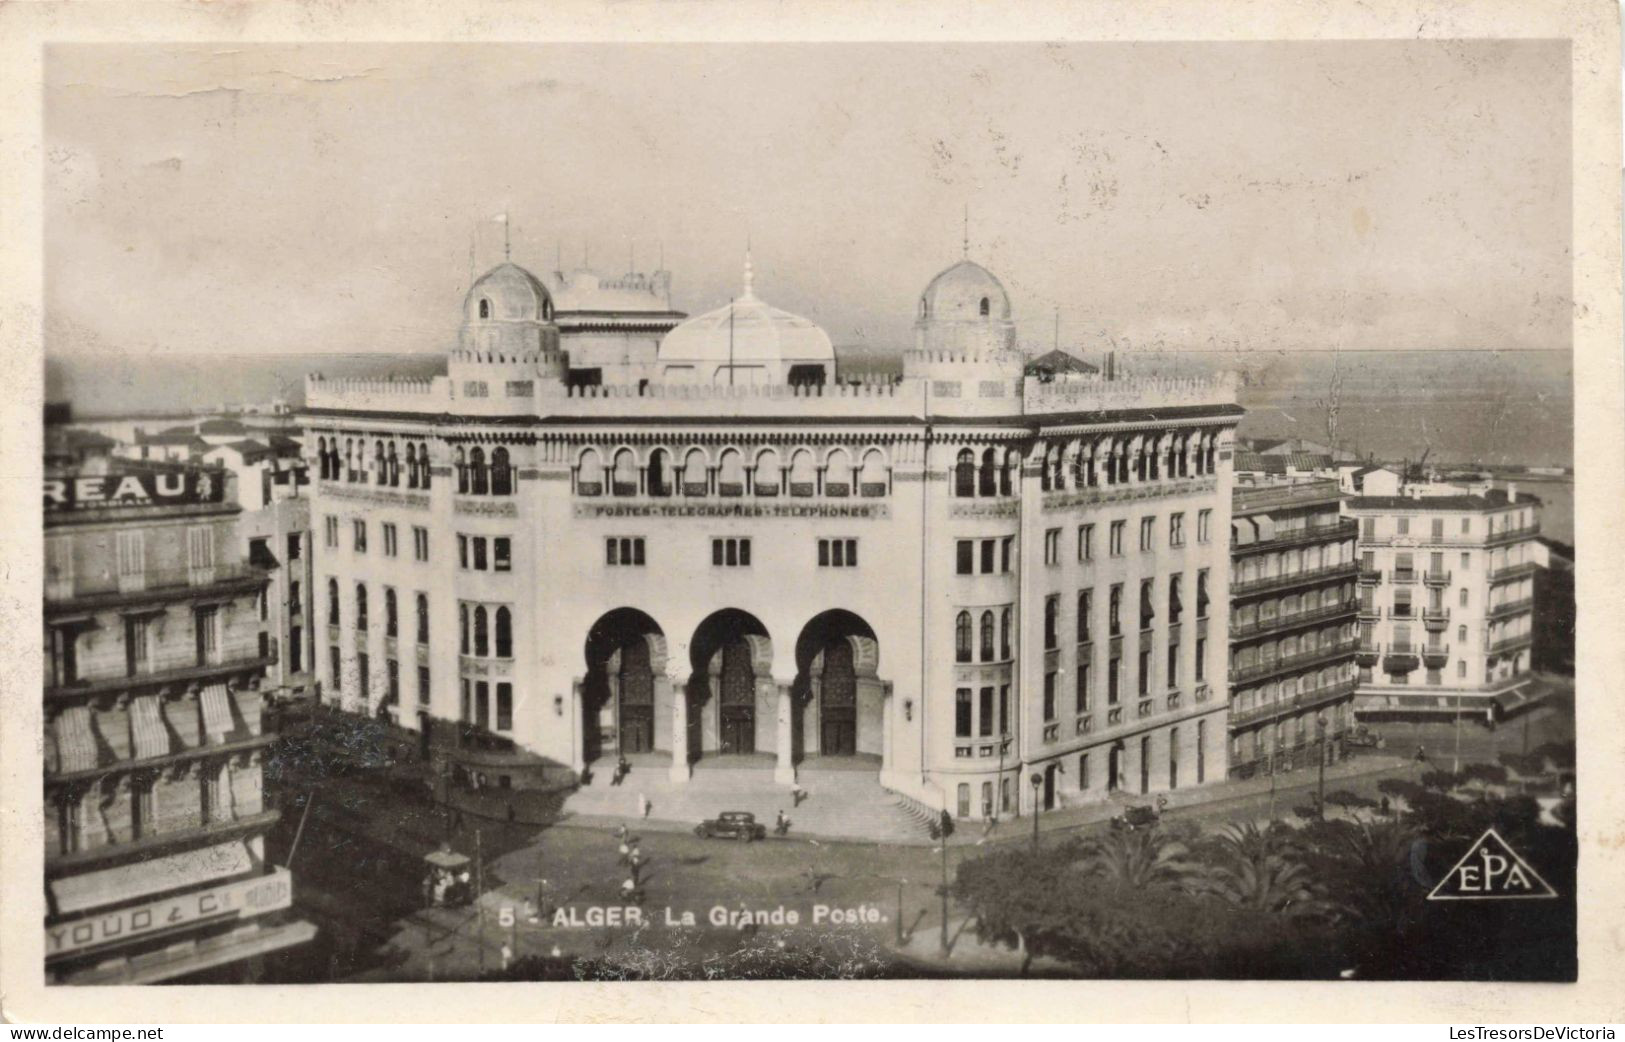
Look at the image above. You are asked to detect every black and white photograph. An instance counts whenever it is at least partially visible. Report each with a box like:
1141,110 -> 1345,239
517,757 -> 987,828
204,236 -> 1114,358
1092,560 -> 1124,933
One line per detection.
3,0 -> 1622,1025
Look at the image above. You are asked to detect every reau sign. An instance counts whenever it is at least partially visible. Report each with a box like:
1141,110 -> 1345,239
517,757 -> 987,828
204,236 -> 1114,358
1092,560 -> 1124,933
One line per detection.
45,868 -> 293,959
44,471 -> 225,512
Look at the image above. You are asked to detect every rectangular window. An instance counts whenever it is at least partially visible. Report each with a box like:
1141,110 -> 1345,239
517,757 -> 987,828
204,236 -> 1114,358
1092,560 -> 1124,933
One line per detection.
1195,637 -> 1206,681
1457,660 -> 1467,679
357,652 -> 370,701
131,775 -> 157,840
1139,516 -> 1155,551
712,537 -> 751,567
1197,509 -> 1212,544
956,540 -> 973,575
1108,657 -> 1121,704
497,682 -> 513,731
1169,512 -> 1185,547
387,658 -> 400,704
353,519 -> 367,553
1397,517 -> 1410,535
1431,518 -> 1444,539
1043,671 -> 1057,722
324,516 -> 339,549
1076,661 -> 1091,713
200,762 -> 224,825
383,523 -> 398,558
1078,524 -> 1094,561
819,538 -> 859,567
288,532 -> 302,561
980,539 -> 996,574
1138,649 -> 1151,696
472,537 -> 488,571
1139,579 -> 1155,630
607,537 -> 646,566
1461,517 -> 1471,534
998,685 -> 1009,737
475,681 -> 490,729
1044,528 -> 1061,565
125,616 -> 150,676
955,688 -> 972,737
1461,551 -> 1471,570
1459,587 -> 1469,608
414,526 -> 430,562
329,646 -> 341,695
418,665 -> 431,705
1110,521 -> 1125,556
289,625 -> 303,672
978,686 -> 993,737
1077,589 -> 1092,643
457,534 -> 469,569
1079,753 -> 1090,790
1001,537 -> 1014,573
1361,517 -> 1376,540
186,526 -> 214,573
1167,642 -> 1180,687
194,606 -> 219,666
1109,584 -> 1122,635
494,537 -> 512,572
1044,595 -> 1059,650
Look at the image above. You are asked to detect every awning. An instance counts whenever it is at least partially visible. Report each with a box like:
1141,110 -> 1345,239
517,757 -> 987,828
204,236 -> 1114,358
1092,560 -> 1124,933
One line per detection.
53,706 -> 98,774
48,840 -> 255,916
129,695 -> 170,760
249,541 -> 280,568
200,684 -> 234,743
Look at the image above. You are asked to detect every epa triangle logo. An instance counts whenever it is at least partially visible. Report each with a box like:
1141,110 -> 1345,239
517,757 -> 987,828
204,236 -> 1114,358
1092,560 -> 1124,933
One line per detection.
1427,828 -> 1557,900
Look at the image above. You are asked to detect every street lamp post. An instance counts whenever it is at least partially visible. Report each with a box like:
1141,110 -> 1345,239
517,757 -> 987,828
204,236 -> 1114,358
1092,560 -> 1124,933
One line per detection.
1029,772 -> 1043,851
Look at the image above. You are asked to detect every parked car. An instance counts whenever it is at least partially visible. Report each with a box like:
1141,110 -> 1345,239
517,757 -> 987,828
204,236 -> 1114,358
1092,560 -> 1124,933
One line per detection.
1345,726 -> 1384,750
695,811 -> 767,842
1109,804 -> 1161,832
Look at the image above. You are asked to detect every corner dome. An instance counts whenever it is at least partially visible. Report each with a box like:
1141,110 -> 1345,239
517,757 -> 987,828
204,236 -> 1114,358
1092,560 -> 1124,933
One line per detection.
919,259 -> 1012,322
465,262 -> 554,323
656,253 -> 834,383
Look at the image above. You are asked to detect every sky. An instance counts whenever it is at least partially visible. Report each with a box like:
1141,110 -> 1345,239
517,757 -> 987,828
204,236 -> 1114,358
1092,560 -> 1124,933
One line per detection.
43,41 -> 1572,359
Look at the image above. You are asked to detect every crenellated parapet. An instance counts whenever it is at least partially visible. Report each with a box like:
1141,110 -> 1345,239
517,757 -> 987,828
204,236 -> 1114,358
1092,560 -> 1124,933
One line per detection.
304,373 -> 449,411
1023,370 -> 1239,415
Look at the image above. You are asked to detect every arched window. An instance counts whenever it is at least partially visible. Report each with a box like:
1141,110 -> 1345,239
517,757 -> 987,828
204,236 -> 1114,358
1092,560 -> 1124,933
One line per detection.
979,611 -> 995,662
1040,444 -> 1055,492
824,448 -> 853,497
355,583 -> 369,630
317,437 -> 329,480
717,448 -> 745,496
416,593 -> 429,644
858,448 -> 888,496
577,448 -> 603,496
385,588 -> 398,637
387,442 -> 400,487
459,604 -> 470,655
752,447 -> 780,496
327,579 -> 339,625
455,447 -> 469,494
479,298 -> 490,319
954,449 -> 975,498
404,443 -> 418,489
681,447 -> 709,496
1002,449 -> 1021,497
955,612 -> 972,663
1001,607 -> 1013,660
474,606 -> 489,657
374,441 -> 385,485
491,447 -> 512,496
979,296 -> 990,317
787,448 -> 816,496
469,447 -> 489,495
647,448 -> 671,497
611,448 -> 637,496
1109,586 -> 1122,635
495,607 -> 512,658
979,448 -> 998,497
344,439 -> 355,481
418,442 -> 431,489
1169,576 -> 1183,625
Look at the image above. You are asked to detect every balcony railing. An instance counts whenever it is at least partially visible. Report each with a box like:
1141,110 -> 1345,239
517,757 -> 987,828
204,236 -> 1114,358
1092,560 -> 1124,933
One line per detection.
44,564 -> 270,613
47,651 -> 277,702
1488,596 -> 1535,620
1391,568 -> 1418,585
1487,522 -> 1541,547
1422,644 -> 1451,667
1423,569 -> 1453,587
1489,561 -> 1540,584
1231,519 -> 1358,555
1358,567 -> 1383,585
1354,643 -> 1380,666
1230,637 -> 1361,684
1489,632 -> 1534,655
1228,677 -> 1358,728
1423,607 -> 1451,630
1231,560 -> 1358,598
1382,645 -> 1420,673
1230,598 -> 1359,640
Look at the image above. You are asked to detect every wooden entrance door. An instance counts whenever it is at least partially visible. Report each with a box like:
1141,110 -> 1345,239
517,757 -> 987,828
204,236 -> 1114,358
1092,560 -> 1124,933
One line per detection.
618,640 -> 655,754
819,640 -> 857,756
719,640 -> 755,755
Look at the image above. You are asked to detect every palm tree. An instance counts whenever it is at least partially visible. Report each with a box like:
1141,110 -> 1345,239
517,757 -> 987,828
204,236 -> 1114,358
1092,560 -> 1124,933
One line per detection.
1086,828 -> 1195,891
1319,819 -> 1421,926
1197,822 -> 1330,918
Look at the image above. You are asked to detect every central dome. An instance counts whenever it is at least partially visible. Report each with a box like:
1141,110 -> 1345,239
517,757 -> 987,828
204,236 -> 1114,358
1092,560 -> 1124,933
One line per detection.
465,262 -> 554,323
919,259 -> 1012,322
656,253 -> 834,385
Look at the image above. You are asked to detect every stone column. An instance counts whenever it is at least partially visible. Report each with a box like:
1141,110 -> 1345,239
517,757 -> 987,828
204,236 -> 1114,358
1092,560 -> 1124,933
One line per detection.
667,658 -> 690,784
774,680 -> 796,786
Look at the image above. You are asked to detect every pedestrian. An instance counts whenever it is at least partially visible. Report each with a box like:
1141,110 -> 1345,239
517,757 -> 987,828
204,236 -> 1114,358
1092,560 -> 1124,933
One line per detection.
501,942 -> 513,972
638,792 -> 650,818
1379,795 -> 1392,816
792,784 -> 808,807
618,837 -> 631,866
629,850 -> 644,885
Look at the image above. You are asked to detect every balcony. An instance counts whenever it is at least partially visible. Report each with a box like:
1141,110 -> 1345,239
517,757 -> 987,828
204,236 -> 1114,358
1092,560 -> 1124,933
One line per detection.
1227,677 -> 1358,728
1390,568 -> 1418,585
1386,606 -> 1418,621
1489,632 -> 1534,655
1357,567 -> 1383,586
1354,643 -> 1380,667
1231,519 -> 1358,555
1423,607 -> 1451,631
46,651 -> 277,703
1488,596 -> 1535,620
1423,569 -> 1453,587
1230,598 -> 1359,641
1487,522 -> 1541,547
1489,561 -> 1540,584
1382,646 -> 1420,674
1422,643 -> 1451,668
1229,637 -> 1361,684
44,564 -> 271,616
1231,560 -> 1359,599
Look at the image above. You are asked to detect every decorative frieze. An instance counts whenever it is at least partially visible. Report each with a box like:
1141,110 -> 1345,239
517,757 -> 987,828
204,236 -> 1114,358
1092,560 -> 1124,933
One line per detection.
1042,477 -> 1218,513
454,499 -> 520,518
573,501 -> 890,521
320,485 -> 431,510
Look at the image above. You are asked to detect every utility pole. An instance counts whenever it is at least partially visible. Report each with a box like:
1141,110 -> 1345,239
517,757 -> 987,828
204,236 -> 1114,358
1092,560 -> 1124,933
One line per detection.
476,829 -> 485,975
1030,772 -> 1043,851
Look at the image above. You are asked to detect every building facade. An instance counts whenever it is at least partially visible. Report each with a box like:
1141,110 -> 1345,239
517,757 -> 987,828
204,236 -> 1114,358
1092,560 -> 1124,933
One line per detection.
42,460 -> 312,984
301,253 -> 1241,817
1345,486 -> 1541,721
1226,478 -> 1360,777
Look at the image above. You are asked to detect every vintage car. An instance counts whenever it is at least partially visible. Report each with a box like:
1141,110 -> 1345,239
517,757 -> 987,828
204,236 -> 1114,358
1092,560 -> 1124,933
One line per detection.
1344,725 -> 1384,750
1109,803 -> 1162,832
423,848 -> 473,908
694,811 -> 768,842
